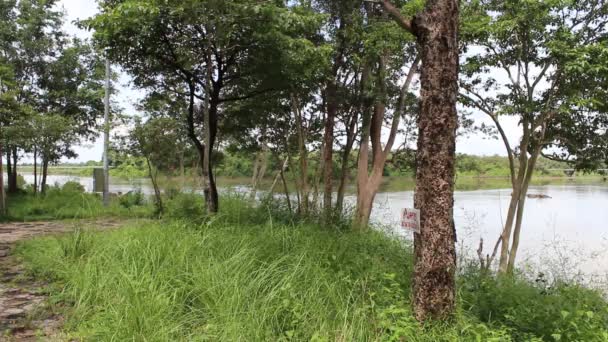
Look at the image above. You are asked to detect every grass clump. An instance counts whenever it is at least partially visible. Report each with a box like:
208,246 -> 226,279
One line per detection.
14,197 -> 608,341
1,186 -> 153,222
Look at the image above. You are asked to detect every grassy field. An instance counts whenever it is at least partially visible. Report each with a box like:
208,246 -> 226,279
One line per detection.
11,195 -> 608,341
0,183 -> 154,222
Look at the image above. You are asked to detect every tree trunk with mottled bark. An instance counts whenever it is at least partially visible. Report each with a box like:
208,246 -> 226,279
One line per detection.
381,0 -> 460,321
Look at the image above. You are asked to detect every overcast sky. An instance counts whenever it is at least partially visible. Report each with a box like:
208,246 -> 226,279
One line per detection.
57,0 -> 521,162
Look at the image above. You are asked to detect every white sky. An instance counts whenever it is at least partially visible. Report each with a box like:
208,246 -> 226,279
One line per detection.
57,0 -> 521,162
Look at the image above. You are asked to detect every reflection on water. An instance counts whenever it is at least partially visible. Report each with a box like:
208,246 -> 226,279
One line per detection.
14,173 -> 608,283
370,185 -> 608,283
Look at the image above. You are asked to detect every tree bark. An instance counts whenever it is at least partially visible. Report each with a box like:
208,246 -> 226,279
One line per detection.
280,164 -> 292,214
41,157 -> 49,194
7,148 -> 17,194
292,94 -> 310,214
250,142 -> 269,202
354,53 -> 419,230
336,112 -> 358,214
498,124 -> 530,273
322,80 -> 337,220
507,145 -> 541,273
33,147 -> 38,195
0,140 -> 6,216
146,157 -> 164,215
382,0 -> 460,321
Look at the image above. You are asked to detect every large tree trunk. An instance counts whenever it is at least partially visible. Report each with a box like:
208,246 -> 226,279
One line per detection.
41,157 -> 49,194
385,0 -> 459,321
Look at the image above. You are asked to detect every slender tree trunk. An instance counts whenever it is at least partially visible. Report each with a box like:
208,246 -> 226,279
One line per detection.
6,148 -> 17,194
292,95 -> 310,214
33,147 -> 38,195
41,157 -> 49,194
0,140 -> 5,216
146,157 -> 164,215
250,143 -> 269,202
507,146 -> 541,273
11,148 -> 17,192
322,82 -> 337,220
280,165 -> 292,214
311,140 -> 324,211
336,115 -> 357,214
499,129 -> 530,273
205,102 -> 219,213
383,0 -> 459,321
179,150 -> 185,188
287,156 -> 301,212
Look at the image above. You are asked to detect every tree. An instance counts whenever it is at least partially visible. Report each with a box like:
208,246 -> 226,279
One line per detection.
380,0 -> 459,321
30,114 -> 78,193
353,2 -> 420,229
460,0 -> 608,274
128,117 -> 185,215
88,0 -> 318,213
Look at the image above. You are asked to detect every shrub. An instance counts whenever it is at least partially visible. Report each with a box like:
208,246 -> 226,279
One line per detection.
118,190 -> 145,209
62,181 -> 85,193
164,192 -> 204,220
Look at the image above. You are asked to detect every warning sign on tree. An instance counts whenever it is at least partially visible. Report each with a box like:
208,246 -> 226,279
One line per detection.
401,208 -> 420,233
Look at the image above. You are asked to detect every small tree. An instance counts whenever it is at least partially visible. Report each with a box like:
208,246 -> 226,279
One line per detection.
460,0 -> 608,274
129,117 -> 185,215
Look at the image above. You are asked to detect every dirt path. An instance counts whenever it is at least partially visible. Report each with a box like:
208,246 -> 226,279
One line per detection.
0,219 -> 125,341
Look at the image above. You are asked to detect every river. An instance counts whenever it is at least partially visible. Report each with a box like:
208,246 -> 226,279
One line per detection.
15,173 -> 608,286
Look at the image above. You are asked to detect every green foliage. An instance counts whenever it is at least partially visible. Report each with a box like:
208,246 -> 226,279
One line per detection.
13,197 -> 608,341
0,186 -> 152,222
61,181 -> 85,193
118,190 -> 145,209
460,270 -> 608,341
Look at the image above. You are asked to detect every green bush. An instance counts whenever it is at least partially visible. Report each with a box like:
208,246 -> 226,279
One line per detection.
16,174 -> 26,189
62,181 -> 85,193
460,270 -> 608,341
164,192 -> 204,220
2,188 -> 153,222
118,190 -> 145,209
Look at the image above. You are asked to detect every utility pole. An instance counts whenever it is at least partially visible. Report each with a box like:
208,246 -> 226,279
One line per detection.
103,56 -> 111,206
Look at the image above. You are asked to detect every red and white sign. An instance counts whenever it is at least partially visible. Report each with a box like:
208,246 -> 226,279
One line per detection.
401,208 -> 420,233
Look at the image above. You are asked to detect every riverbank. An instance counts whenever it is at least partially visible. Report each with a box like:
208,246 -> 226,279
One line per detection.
10,196 -> 608,341
12,169 -> 608,194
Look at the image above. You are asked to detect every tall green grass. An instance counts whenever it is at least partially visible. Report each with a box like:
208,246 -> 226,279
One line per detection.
1,184 -> 153,222
14,197 -> 608,341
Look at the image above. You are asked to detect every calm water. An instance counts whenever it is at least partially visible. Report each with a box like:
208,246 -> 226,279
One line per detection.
16,174 -> 608,284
